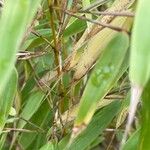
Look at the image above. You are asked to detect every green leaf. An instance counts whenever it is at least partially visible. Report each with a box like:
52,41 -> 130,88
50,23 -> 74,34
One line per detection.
39,142 -> 55,150
17,91 -> 45,129
116,93 -> 130,128
58,135 -> 70,150
138,79 -> 150,150
75,32 -> 129,127
0,69 -> 18,132
82,0 -> 91,28
0,0 -> 41,92
122,129 -> 140,150
12,91 -> 45,149
130,0 -> 150,87
125,0 -> 150,145
67,101 -> 121,150
63,19 -> 87,38
0,133 -> 8,150
19,100 -> 53,149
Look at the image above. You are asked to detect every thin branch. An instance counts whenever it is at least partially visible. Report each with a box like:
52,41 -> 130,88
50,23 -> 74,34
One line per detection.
19,117 -> 45,133
57,0 -> 69,35
17,50 -> 48,60
31,30 -> 55,50
79,10 -> 135,17
105,94 -> 125,99
2,128 -> 38,133
81,0 -> 111,11
64,10 -> 129,33
48,1 -> 61,75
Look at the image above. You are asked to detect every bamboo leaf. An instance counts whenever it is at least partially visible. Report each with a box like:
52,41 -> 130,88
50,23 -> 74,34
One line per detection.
0,0 -> 41,92
0,133 -> 7,150
123,0 -> 150,145
138,80 -> 150,150
17,91 -> 45,129
130,0 -> 150,87
82,0 -> 91,29
67,101 -> 121,150
122,129 -> 140,150
39,142 -> 55,150
73,32 -> 129,135
0,69 -> 18,132
19,100 -> 53,149
116,93 -> 130,128
63,19 -> 87,38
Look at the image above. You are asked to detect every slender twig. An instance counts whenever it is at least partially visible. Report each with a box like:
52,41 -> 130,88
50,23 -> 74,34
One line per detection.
19,117 -> 45,133
21,7 -> 43,45
106,132 -> 116,150
57,0 -> 69,36
108,86 -> 130,95
2,128 -> 38,133
27,60 -> 47,91
81,0 -> 111,11
63,10 -> 129,33
48,1 -> 61,75
79,10 -> 135,17
105,94 -> 125,99
31,30 -> 55,50
17,50 -> 48,60
105,128 -> 118,132
59,0 -> 79,34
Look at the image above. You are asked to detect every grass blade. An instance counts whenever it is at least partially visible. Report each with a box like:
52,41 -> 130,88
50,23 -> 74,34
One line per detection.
17,91 -> 45,129
130,0 -> 150,87
122,129 -> 140,150
0,0 -> 41,92
19,100 -> 53,149
0,69 -> 18,132
138,80 -> 150,150
0,133 -> 7,149
39,142 -> 55,150
124,0 -> 150,145
67,101 -> 121,150
72,32 -> 129,137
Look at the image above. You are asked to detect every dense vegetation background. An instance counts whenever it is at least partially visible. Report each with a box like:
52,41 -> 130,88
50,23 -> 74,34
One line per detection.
0,0 -> 150,149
